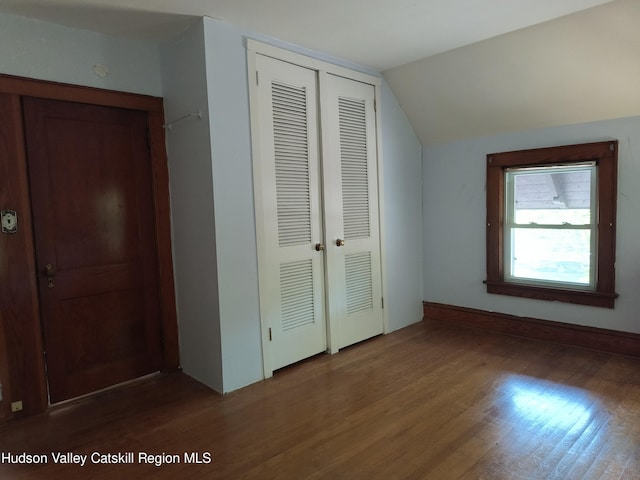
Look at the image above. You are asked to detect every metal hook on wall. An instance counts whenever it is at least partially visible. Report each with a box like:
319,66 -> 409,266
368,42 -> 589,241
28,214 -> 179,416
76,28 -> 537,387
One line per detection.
163,111 -> 203,131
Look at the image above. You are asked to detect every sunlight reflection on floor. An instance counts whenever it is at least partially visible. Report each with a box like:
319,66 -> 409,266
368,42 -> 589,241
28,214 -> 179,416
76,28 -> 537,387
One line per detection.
506,376 -> 593,431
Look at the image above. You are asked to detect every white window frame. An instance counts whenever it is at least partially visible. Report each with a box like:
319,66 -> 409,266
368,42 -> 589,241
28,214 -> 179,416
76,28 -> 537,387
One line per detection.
504,163 -> 598,290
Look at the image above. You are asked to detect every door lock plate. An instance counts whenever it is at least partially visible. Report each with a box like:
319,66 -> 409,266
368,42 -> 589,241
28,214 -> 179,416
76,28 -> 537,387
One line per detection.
1,210 -> 17,234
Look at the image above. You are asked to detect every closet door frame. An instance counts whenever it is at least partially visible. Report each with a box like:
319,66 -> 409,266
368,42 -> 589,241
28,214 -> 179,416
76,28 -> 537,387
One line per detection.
247,40 -> 388,378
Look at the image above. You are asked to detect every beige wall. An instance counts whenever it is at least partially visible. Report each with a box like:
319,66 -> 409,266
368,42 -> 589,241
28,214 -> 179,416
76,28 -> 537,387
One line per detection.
384,0 -> 640,145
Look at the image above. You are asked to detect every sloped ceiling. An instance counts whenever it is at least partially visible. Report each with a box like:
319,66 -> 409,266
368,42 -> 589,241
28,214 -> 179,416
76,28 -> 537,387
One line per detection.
0,0 -> 635,145
385,0 -> 640,145
0,0 -> 613,71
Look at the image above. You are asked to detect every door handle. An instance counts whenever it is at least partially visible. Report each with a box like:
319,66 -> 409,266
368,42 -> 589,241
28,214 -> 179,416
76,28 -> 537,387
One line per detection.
336,239 -> 345,247
44,263 -> 56,289
315,243 -> 325,251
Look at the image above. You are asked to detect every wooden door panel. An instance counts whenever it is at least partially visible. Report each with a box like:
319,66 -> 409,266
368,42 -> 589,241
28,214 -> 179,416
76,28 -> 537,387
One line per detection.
23,97 -> 163,403
0,93 -> 48,416
60,290 -> 147,367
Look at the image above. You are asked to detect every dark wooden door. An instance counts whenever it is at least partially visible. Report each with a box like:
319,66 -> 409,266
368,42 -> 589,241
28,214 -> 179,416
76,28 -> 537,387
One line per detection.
23,97 -> 163,403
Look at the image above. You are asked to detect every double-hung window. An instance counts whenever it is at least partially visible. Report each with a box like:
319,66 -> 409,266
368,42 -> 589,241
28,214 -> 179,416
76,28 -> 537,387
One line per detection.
485,141 -> 618,308
505,163 -> 596,288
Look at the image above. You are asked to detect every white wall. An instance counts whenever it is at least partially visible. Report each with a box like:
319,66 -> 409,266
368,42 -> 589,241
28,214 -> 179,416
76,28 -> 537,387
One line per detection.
380,80 -> 424,330
423,115 -> 640,334
161,21 -> 224,391
197,17 -> 423,392
0,12 -> 162,96
202,19 -> 264,392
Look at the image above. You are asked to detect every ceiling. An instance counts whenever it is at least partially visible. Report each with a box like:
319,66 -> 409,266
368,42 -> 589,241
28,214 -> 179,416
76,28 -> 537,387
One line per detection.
385,0 -> 640,145
0,0 -> 615,71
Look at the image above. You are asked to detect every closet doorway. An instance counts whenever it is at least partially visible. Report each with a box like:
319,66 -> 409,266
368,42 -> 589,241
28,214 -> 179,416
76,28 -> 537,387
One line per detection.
248,42 -> 386,375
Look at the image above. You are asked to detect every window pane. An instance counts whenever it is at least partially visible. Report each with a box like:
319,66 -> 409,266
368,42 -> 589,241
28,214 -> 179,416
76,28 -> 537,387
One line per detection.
487,141 -> 617,307
510,228 -> 592,285
513,168 -> 592,225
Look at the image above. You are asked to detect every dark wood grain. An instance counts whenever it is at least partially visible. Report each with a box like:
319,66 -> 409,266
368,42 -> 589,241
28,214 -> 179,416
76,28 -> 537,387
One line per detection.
486,140 -> 618,308
424,301 -> 640,357
0,74 -> 163,112
23,98 -> 164,402
1,320 -> 639,479
0,75 -> 178,417
596,142 -> 618,296
0,309 -> 9,421
0,93 -> 48,417
487,140 -> 617,168
485,158 -> 505,282
147,110 -> 179,370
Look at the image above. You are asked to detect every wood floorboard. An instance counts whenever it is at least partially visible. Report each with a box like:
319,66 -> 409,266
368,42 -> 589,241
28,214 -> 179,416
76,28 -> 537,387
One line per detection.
1,319 -> 639,479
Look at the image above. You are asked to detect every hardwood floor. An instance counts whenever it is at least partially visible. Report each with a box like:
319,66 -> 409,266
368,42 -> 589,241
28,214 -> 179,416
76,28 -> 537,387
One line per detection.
1,319 -> 639,479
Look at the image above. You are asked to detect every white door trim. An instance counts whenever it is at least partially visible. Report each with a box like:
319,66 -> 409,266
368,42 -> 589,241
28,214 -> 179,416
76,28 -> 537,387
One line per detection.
247,39 -> 381,88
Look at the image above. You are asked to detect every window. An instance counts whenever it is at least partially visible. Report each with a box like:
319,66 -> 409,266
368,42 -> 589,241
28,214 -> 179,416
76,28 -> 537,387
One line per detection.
505,163 -> 596,288
485,141 -> 618,308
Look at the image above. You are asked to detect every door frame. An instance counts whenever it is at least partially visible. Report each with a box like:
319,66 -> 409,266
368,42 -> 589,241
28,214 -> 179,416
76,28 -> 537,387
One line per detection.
0,74 -> 179,417
246,40 -> 389,378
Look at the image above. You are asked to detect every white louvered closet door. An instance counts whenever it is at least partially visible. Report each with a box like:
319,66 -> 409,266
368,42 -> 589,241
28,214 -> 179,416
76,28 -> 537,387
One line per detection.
255,55 -> 327,370
322,74 -> 383,349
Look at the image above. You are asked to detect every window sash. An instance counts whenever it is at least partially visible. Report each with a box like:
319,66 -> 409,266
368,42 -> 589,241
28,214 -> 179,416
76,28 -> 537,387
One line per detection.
503,164 -> 597,290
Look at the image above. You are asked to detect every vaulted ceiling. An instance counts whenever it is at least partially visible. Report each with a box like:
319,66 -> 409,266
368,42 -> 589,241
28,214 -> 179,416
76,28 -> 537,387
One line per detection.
385,0 -> 640,144
1,0 -> 637,145
0,0 -> 614,71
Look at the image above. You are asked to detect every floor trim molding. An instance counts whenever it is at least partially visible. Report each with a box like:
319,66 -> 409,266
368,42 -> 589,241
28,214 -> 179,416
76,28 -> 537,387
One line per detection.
423,301 -> 640,358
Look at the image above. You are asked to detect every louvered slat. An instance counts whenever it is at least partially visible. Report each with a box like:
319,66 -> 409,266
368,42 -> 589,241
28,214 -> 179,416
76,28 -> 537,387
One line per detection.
280,260 -> 315,332
273,81 -> 312,247
338,97 -> 370,240
345,252 -> 373,315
